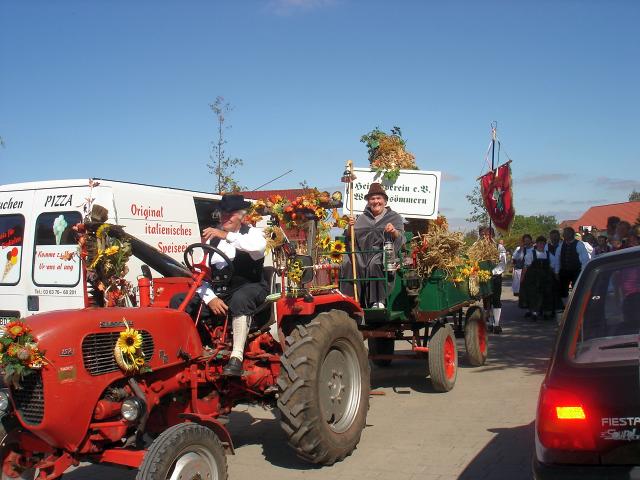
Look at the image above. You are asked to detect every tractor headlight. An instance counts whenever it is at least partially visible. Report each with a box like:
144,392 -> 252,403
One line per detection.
121,398 -> 144,421
0,389 -> 10,414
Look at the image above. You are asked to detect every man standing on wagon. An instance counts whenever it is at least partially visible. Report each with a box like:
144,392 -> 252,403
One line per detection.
340,183 -> 405,308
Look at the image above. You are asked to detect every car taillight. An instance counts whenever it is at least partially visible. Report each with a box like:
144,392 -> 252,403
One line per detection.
537,384 -> 596,451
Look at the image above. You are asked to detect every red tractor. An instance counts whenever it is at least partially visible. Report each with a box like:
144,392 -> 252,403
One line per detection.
0,232 -> 370,479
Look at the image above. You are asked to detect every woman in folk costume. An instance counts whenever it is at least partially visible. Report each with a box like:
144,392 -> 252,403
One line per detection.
340,183 -> 405,308
519,235 -> 556,320
511,234 -> 533,296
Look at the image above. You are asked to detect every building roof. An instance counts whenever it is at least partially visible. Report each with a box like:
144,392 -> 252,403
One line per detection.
240,189 -> 309,202
571,201 -> 640,230
558,219 -> 576,230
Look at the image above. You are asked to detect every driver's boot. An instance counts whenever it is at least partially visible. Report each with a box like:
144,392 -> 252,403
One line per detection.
223,315 -> 250,376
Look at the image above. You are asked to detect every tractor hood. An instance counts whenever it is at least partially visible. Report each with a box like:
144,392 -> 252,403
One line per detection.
9,307 -> 203,451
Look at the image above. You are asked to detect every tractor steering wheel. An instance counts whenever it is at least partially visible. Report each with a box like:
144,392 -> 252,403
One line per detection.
183,243 -> 235,292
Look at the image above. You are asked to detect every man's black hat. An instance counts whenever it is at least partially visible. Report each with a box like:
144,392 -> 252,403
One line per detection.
219,194 -> 251,213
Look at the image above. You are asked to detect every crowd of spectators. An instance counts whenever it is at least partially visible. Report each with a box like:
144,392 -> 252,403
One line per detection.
509,216 -> 640,320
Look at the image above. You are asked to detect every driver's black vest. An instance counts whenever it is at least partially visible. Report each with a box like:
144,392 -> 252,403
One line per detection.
209,224 -> 264,289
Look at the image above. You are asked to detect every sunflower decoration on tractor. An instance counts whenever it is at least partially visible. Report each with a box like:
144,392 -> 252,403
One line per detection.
74,205 -> 134,307
114,320 -> 151,374
0,320 -> 48,389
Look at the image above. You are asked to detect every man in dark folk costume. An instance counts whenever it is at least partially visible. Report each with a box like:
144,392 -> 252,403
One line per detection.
552,226 -> 590,309
341,183 -> 405,308
519,235 -> 556,320
481,227 -> 507,334
171,194 -> 268,376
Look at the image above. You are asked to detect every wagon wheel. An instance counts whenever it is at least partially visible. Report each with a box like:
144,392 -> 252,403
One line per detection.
464,306 -> 488,366
427,323 -> 458,392
136,423 -> 228,480
277,310 -> 370,465
368,337 -> 395,367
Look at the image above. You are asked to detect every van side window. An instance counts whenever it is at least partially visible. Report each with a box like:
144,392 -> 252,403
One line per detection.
0,214 -> 25,286
32,211 -> 82,287
193,198 -> 220,234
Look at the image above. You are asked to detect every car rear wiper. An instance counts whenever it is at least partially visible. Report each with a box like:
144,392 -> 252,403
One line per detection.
599,341 -> 639,350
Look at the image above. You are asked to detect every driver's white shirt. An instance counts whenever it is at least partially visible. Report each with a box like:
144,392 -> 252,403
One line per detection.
196,226 -> 266,303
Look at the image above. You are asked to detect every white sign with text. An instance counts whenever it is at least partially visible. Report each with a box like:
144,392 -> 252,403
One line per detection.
344,168 -> 441,220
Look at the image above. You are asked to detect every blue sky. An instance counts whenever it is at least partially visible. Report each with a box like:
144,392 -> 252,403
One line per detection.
1,0 -> 639,230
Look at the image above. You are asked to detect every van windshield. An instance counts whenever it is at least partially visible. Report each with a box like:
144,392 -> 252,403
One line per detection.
571,259 -> 640,364
0,214 -> 25,285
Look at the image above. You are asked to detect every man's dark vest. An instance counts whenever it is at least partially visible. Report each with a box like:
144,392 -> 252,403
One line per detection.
210,224 -> 264,290
560,240 -> 580,272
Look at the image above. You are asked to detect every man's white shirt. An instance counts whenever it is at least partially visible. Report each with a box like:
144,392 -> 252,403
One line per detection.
196,226 -> 267,304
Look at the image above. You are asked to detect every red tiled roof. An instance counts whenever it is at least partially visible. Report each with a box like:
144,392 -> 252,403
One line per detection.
559,220 -> 576,230
571,201 -> 640,230
240,189 -> 308,202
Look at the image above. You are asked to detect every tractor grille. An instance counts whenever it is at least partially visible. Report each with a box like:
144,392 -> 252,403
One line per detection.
82,331 -> 154,376
12,372 -> 44,425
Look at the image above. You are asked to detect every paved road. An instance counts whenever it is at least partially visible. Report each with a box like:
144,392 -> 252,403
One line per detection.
65,289 -> 556,480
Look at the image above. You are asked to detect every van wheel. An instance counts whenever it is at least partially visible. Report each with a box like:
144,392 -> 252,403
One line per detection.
136,423 -> 228,480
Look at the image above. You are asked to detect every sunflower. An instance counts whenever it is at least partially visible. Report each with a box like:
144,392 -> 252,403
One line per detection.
134,356 -> 146,367
116,327 -> 143,355
315,208 -> 327,220
330,240 -> 346,254
318,235 -> 331,251
95,224 -> 110,238
104,245 -> 120,256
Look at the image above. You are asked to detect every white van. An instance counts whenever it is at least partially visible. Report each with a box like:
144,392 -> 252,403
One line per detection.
0,178 -> 231,323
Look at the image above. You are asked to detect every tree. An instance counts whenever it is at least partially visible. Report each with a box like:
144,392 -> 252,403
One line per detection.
207,96 -> 244,194
465,185 -> 489,225
501,214 -> 558,251
629,190 -> 640,202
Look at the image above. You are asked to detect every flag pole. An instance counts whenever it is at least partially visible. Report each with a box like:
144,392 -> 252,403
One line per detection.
343,160 -> 359,303
489,121 -> 497,234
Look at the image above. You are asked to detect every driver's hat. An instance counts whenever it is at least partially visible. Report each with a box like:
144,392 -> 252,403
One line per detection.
219,194 -> 252,213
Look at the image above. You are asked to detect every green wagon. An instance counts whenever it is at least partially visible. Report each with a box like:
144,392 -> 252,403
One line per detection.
344,236 -> 494,392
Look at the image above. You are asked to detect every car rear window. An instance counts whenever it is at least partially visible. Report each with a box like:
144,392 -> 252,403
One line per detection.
571,259 -> 640,364
32,211 -> 82,287
0,214 -> 25,286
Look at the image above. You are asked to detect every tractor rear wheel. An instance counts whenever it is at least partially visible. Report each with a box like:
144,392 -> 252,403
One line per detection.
464,306 -> 488,366
428,323 -> 458,392
277,309 -> 370,465
367,337 -> 394,367
136,423 -> 227,480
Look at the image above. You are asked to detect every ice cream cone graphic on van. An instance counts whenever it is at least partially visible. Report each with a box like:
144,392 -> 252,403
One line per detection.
53,215 -> 68,245
2,247 -> 19,281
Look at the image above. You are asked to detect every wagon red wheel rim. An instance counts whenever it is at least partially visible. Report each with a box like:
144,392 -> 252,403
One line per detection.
478,318 -> 487,354
443,335 -> 456,379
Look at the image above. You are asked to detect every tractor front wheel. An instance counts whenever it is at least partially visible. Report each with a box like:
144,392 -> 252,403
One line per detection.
368,337 -> 394,367
428,323 -> 458,392
136,423 -> 228,480
277,309 -> 370,465
464,306 -> 488,366
0,442 -> 36,480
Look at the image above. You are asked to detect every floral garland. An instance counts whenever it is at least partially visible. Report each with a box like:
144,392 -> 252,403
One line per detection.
248,190 -> 345,230
114,322 -> 151,374
0,321 -> 48,389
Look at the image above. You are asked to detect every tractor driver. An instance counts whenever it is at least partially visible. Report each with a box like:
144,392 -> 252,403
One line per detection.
172,194 -> 268,377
